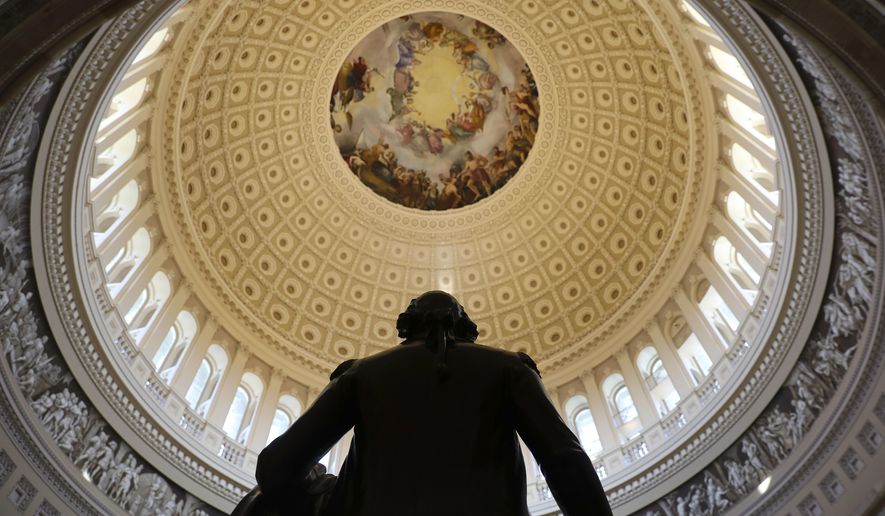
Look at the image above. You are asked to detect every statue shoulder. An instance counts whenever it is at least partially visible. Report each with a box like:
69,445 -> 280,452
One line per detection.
516,351 -> 541,378
330,359 -> 358,380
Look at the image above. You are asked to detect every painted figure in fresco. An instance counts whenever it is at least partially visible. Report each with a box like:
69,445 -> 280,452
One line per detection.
438,172 -> 462,210
332,57 -> 375,128
473,21 -> 506,48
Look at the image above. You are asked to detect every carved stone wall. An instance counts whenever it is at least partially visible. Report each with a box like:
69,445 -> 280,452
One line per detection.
0,38 -> 224,516
630,10 -> 885,516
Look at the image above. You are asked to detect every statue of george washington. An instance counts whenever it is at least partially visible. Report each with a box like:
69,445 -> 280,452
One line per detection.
233,290 -> 611,516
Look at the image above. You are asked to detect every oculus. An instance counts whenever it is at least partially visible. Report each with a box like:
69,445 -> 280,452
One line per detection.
331,12 -> 540,210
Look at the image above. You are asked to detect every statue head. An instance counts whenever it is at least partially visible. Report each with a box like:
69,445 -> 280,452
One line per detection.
396,291 -> 477,342
396,291 -> 479,381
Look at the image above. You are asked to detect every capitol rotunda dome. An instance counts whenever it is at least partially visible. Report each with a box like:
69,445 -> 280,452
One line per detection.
2,0 -> 881,514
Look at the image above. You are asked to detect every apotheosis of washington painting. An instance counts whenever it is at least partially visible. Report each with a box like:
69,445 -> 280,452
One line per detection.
331,12 -> 540,211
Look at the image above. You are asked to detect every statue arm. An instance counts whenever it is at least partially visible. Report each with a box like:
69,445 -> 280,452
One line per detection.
509,355 -> 611,516
255,360 -> 358,496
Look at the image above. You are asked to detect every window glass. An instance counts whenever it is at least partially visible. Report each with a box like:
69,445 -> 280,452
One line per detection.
266,409 -> 291,445
152,327 -> 177,369
134,28 -> 170,63
651,359 -> 668,383
185,359 -> 211,408
124,290 -> 147,325
223,387 -> 249,438
575,409 -> 603,456
614,387 -> 638,424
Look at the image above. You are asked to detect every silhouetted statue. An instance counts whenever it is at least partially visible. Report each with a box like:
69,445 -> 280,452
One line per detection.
234,291 -> 611,515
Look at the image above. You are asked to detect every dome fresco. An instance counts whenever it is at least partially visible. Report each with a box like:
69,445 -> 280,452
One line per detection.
331,12 -> 540,210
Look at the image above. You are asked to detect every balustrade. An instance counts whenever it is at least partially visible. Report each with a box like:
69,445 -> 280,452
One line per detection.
179,407 -> 206,440
219,437 -> 246,467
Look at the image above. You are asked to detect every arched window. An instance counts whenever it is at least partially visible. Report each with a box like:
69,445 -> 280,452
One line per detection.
185,359 -> 211,409
107,227 -> 151,288
187,344 -> 228,415
100,78 -> 149,128
222,372 -> 264,444
133,28 -> 170,63
94,179 -> 139,236
574,409 -> 603,457
729,142 -> 777,195
602,374 -> 639,439
93,128 -> 138,184
128,271 -> 171,338
726,191 -> 773,251
223,387 -> 250,438
714,236 -> 760,298
725,94 -> 773,144
613,387 -> 638,425
650,360 -> 667,384
153,311 -> 197,380
266,393 -> 302,445
681,1 -> 711,28
266,409 -> 291,445
707,47 -> 753,89
699,283 -> 740,343
152,327 -> 177,369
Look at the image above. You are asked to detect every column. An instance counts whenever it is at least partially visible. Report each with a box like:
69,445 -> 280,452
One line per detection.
645,322 -> 693,397
206,345 -> 249,428
674,288 -> 725,362
170,317 -> 217,395
118,54 -> 166,90
139,286 -> 189,359
95,106 -> 151,154
712,209 -> 767,275
710,72 -> 763,113
247,370 -> 285,451
96,200 -> 156,262
114,245 -> 168,310
721,120 -> 776,168
614,350 -> 658,428
688,24 -> 728,52
696,252 -> 750,319
579,373 -> 619,450
90,153 -> 147,206
719,164 -> 777,225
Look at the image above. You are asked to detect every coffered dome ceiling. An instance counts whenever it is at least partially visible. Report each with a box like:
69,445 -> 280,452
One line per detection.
157,0 -> 708,374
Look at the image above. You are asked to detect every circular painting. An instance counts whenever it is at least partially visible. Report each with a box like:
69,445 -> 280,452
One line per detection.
331,12 -> 540,211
